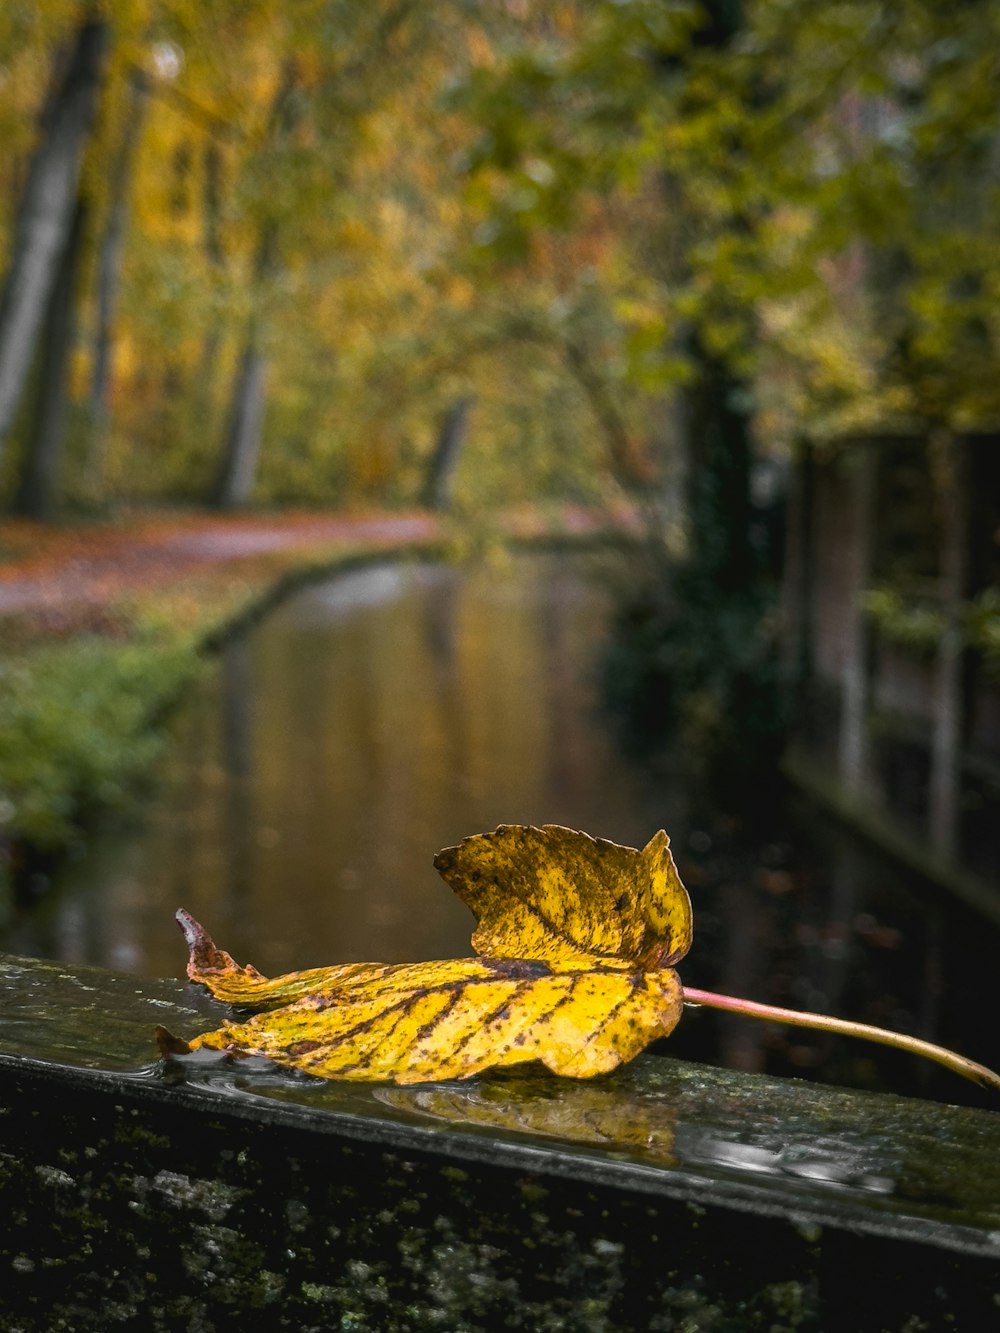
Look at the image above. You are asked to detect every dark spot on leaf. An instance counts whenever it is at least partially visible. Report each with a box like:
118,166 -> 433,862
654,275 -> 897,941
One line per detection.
489,958 -> 553,981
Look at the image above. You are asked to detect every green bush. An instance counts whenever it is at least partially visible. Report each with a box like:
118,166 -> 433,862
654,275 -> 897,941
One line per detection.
0,637 -> 204,848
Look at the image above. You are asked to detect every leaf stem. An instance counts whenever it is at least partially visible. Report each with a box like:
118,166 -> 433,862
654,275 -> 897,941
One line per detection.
682,986 -> 1000,1094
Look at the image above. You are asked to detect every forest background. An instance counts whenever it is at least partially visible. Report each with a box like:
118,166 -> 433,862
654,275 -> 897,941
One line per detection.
5,0 -> 999,518
1,0 -> 999,880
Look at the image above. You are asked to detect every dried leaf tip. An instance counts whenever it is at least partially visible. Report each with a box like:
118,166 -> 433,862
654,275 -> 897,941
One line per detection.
175,906 -> 263,982
176,907 -> 225,977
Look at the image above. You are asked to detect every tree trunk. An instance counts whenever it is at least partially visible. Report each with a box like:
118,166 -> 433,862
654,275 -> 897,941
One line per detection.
85,65 -> 148,493
192,141 -> 226,425
12,195 -> 88,518
562,340 -> 638,492
210,220 -> 275,509
781,441 -> 814,686
837,441 -> 877,794
208,62 -> 297,509
928,429 -> 969,860
0,19 -> 107,463
683,347 -> 755,593
421,396 -> 472,510
211,340 -> 267,508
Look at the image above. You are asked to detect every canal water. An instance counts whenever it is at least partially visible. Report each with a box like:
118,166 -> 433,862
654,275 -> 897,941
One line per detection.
5,552 -> 999,1107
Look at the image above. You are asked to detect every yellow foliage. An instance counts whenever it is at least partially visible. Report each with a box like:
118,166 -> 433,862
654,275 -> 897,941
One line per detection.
159,825 -> 691,1084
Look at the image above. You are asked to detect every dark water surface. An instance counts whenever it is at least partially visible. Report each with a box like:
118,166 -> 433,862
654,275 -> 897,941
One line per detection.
6,553 -> 1000,1106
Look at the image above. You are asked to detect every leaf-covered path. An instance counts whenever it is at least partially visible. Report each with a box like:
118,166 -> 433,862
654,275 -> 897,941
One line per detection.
0,503 -> 634,627
0,510 -> 439,618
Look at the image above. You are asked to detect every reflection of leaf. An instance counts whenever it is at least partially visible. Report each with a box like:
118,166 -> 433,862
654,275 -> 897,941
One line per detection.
159,824 -> 690,1084
376,1073 -> 677,1162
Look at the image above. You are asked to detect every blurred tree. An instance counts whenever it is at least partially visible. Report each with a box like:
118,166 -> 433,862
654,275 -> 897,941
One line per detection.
84,63 -> 149,496
210,57 -> 299,509
0,15 -> 106,468
1,0 -> 997,528
455,2 -> 1000,763
10,194 -> 87,517
422,396 -> 473,510
459,0 -> 1000,468
207,0 -> 483,507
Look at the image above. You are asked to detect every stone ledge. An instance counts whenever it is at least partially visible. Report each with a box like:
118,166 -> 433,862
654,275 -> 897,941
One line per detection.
3,952 -> 1000,1330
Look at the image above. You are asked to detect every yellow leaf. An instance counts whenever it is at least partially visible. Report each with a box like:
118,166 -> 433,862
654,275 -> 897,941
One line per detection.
435,824 -> 692,969
159,824 -> 690,1084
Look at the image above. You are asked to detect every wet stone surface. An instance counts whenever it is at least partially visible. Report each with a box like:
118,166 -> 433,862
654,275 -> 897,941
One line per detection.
3,952 -> 1000,1330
